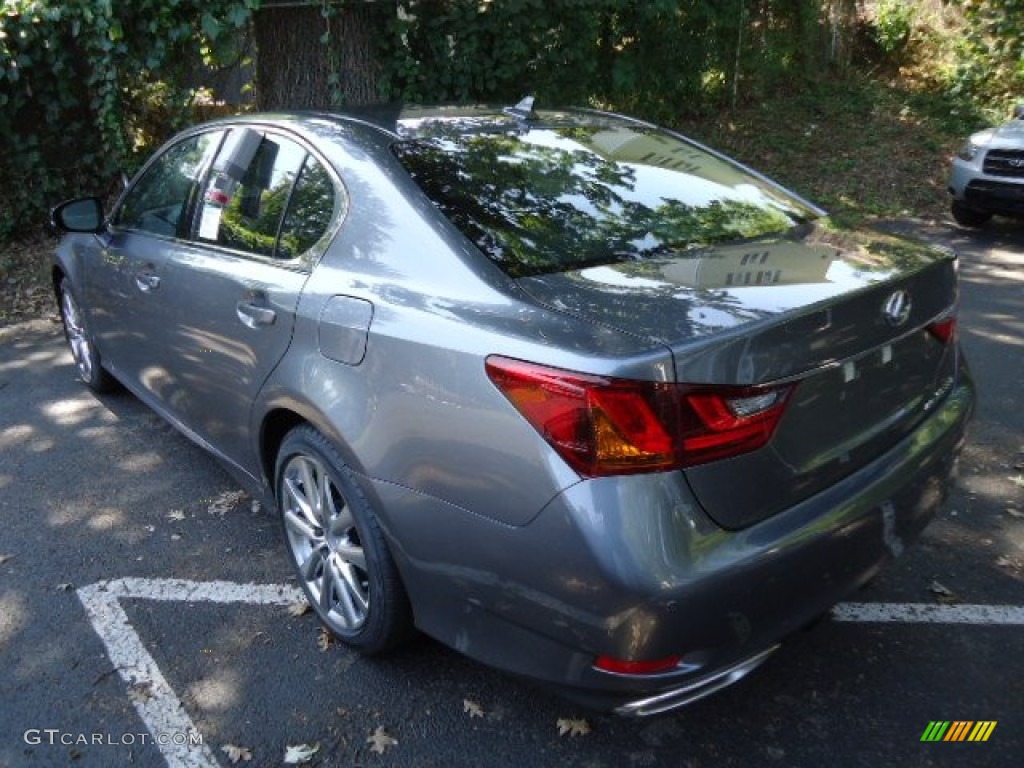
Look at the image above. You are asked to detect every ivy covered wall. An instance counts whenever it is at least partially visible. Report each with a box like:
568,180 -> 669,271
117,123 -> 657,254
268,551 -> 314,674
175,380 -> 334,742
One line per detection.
1,1 -> 1016,240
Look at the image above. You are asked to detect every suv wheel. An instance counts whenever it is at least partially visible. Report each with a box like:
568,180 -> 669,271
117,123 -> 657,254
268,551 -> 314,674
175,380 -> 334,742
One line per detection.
951,201 -> 992,228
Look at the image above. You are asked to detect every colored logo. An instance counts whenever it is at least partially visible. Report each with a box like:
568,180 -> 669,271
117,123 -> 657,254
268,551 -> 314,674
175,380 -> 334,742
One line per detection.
920,721 -> 996,742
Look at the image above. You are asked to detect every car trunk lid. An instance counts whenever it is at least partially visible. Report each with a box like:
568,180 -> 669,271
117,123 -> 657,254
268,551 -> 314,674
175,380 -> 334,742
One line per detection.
517,223 -> 961,529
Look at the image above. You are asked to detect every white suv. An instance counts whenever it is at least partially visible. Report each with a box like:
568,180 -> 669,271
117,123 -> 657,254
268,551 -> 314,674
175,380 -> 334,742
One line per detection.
948,105 -> 1024,227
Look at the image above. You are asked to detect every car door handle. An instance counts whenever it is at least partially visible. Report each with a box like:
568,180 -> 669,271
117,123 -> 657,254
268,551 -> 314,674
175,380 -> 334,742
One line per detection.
134,271 -> 160,292
236,300 -> 277,328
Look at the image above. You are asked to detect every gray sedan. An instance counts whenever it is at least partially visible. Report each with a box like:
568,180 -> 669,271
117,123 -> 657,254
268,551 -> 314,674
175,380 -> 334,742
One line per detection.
51,102 -> 974,715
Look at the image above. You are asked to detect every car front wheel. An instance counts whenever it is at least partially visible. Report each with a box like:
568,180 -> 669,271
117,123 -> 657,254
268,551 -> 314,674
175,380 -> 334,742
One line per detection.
59,278 -> 117,392
951,201 -> 992,228
276,425 -> 413,654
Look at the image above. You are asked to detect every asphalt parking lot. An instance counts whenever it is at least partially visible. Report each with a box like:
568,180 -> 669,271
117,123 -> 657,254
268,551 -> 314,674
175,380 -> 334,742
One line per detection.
0,219 -> 1021,768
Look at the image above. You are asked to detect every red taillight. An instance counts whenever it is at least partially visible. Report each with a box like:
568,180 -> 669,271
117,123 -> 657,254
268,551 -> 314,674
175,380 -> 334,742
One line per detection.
485,356 -> 793,477
928,316 -> 957,345
594,654 -> 683,675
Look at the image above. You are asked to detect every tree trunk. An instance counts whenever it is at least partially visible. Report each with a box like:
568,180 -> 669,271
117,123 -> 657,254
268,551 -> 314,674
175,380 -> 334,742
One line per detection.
826,0 -> 859,73
253,2 -> 393,109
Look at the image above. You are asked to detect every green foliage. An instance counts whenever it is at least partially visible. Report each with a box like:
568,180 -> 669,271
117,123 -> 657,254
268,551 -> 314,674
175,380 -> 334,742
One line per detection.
1,0 -> 989,244
872,0 -> 915,54
952,0 -> 1024,108
0,0 -> 258,239
381,1 -> 830,123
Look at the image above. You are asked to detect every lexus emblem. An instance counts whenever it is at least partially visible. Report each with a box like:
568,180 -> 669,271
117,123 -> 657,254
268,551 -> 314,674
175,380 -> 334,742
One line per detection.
883,290 -> 912,327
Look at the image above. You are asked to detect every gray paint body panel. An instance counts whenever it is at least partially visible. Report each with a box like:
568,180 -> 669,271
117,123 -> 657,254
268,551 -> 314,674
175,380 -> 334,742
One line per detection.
318,296 -> 373,365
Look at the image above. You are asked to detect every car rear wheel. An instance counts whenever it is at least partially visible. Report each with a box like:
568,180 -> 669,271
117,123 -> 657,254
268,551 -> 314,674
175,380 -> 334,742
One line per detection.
59,278 -> 117,393
276,425 -> 413,653
951,201 -> 992,228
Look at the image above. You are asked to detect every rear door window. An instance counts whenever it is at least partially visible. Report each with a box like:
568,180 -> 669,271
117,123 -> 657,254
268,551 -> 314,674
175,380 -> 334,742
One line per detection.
194,129 -> 338,260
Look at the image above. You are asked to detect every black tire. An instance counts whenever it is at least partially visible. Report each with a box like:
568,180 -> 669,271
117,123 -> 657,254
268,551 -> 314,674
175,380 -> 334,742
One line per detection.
951,201 -> 992,228
58,278 -> 118,393
275,425 -> 413,654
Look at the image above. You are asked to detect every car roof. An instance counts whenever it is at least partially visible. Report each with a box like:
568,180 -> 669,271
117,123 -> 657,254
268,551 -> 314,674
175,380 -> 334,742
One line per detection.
232,103 -> 636,143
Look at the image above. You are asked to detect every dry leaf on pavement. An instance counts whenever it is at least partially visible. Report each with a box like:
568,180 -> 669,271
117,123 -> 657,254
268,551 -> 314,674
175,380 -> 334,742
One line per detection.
283,743 -> 319,764
221,743 -> 253,763
127,682 -> 154,705
463,699 -> 485,718
316,627 -> 332,651
367,726 -> 398,754
928,580 -> 958,603
556,718 -> 591,737
208,489 -> 246,517
288,600 -> 311,617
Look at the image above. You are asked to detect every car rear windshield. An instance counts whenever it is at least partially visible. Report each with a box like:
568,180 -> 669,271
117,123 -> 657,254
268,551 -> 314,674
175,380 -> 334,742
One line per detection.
392,113 -> 817,278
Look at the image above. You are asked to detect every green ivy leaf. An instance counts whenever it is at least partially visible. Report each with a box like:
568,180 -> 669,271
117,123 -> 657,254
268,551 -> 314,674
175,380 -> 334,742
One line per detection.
201,12 -> 221,41
227,5 -> 250,28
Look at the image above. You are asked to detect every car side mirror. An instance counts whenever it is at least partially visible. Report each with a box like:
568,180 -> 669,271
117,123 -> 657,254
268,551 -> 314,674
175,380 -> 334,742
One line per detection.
51,197 -> 106,233
1013,104 -> 1024,120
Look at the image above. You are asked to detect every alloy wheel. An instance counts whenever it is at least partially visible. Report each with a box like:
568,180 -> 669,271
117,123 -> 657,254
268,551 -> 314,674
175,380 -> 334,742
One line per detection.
280,453 -> 370,631
61,290 -> 94,383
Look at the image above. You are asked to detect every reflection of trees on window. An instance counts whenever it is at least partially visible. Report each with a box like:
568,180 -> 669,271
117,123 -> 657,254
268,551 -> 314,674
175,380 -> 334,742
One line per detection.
205,134 -> 335,260
395,129 -> 807,278
117,132 -> 223,237
278,159 -> 335,258
217,136 -> 304,258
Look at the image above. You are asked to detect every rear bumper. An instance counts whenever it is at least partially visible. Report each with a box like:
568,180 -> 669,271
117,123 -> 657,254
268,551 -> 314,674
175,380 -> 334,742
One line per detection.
378,374 -> 974,714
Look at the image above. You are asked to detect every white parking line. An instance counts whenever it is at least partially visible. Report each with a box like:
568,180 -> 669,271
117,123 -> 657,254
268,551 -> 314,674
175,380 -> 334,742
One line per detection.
77,578 -> 302,768
833,602 -> 1024,625
76,578 -> 1024,768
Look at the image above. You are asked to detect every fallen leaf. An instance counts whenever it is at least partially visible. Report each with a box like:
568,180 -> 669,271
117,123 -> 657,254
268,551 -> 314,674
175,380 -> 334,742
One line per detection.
221,743 -> 253,763
56,582 -> 74,592
0,554 -> 13,565
127,682 -> 153,705
316,627 -> 332,651
166,510 -> 186,522
463,699 -> 485,718
556,717 -> 591,737
1007,508 -> 1023,519
288,600 -> 311,617
995,555 -> 1021,571
1011,475 -> 1024,488
283,742 -> 319,764
367,726 -> 397,754
208,490 -> 246,517
928,580 -> 959,604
